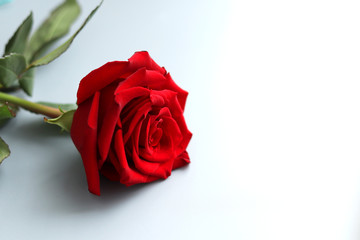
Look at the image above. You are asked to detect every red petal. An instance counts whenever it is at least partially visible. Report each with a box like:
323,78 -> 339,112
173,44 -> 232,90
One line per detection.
116,68 -> 168,93
71,92 -> 101,195
150,90 -> 192,155
122,101 -> 152,144
129,117 -> 173,178
132,147 -> 174,179
128,52 -> 188,110
115,87 -> 150,110
161,115 -> 182,147
164,73 -> 188,111
128,51 -> 166,75
149,92 -> 165,107
77,61 -> 129,104
97,82 -> 121,166
172,151 -> 191,170
114,130 -> 159,186
139,115 -> 151,149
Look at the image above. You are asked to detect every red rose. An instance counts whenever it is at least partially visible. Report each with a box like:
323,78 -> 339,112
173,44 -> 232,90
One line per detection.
70,51 -> 192,195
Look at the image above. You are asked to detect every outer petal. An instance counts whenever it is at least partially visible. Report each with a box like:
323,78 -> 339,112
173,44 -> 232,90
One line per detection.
115,87 -> 150,111
77,61 -> 129,104
128,52 -> 188,110
71,92 -> 101,195
128,51 -> 166,75
172,151 -> 191,170
97,81 -> 121,166
115,68 -> 168,94
115,67 -> 188,112
164,73 -> 188,111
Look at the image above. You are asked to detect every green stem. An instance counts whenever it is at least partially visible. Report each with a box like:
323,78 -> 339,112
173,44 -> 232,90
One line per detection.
0,92 -> 62,118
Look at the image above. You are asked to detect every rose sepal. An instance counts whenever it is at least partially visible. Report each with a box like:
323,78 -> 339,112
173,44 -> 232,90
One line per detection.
44,109 -> 76,132
0,137 -> 10,164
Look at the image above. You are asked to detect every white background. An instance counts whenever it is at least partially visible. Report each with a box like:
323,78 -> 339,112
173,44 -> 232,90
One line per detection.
1,0 -> 360,239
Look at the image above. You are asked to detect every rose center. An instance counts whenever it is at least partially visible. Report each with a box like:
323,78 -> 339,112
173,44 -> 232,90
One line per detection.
149,119 -> 163,147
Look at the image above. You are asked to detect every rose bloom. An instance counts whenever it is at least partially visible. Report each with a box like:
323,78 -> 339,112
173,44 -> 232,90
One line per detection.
71,51 -> 192,195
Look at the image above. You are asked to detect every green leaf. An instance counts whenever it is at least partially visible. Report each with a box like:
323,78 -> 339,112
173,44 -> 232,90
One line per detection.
4,12 -> 33,56
24,0 -> 81,62
28,0 -> 103,68
45,109 -> 75,132
0,101 -> 18,120
0,101 -> 18,127
0,137 -> 10,164
0,53 -> 26,87
37,101 -> 77,112
0,105 -> 13,119
19,68 -> 35,96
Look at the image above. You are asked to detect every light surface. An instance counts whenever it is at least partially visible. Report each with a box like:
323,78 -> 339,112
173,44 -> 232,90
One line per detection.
1,0 -> 360,239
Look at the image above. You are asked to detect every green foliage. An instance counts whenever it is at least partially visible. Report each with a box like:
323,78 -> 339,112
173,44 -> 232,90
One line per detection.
0,0 -> 102,161
0,101 -> 18,127
0,53 -> 26,88
0,137 -> 10,164
45,109 -> 76,132
24,0 -> 81,62
28,0 -> 103,68
0,101 -> 18,120
0,0 -> 102,96
4,12 -> 33,56
19,68 -> 34,96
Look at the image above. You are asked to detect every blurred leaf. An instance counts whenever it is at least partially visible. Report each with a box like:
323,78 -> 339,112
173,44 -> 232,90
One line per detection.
0,101 -> 18,120
4,12 -> 33,56
45,109 -> 75,132
0,107 -> 13,119
0,53 -> 26,88
0,101 -> 18,127
24,0 -> 81,62
28,0 -> 102,68
37,101 -> 77,112
19,68 -> 35,96
0,137 -> 10,164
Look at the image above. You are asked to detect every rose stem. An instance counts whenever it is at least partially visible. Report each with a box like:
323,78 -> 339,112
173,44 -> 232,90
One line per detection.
0,92 -> 62,118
